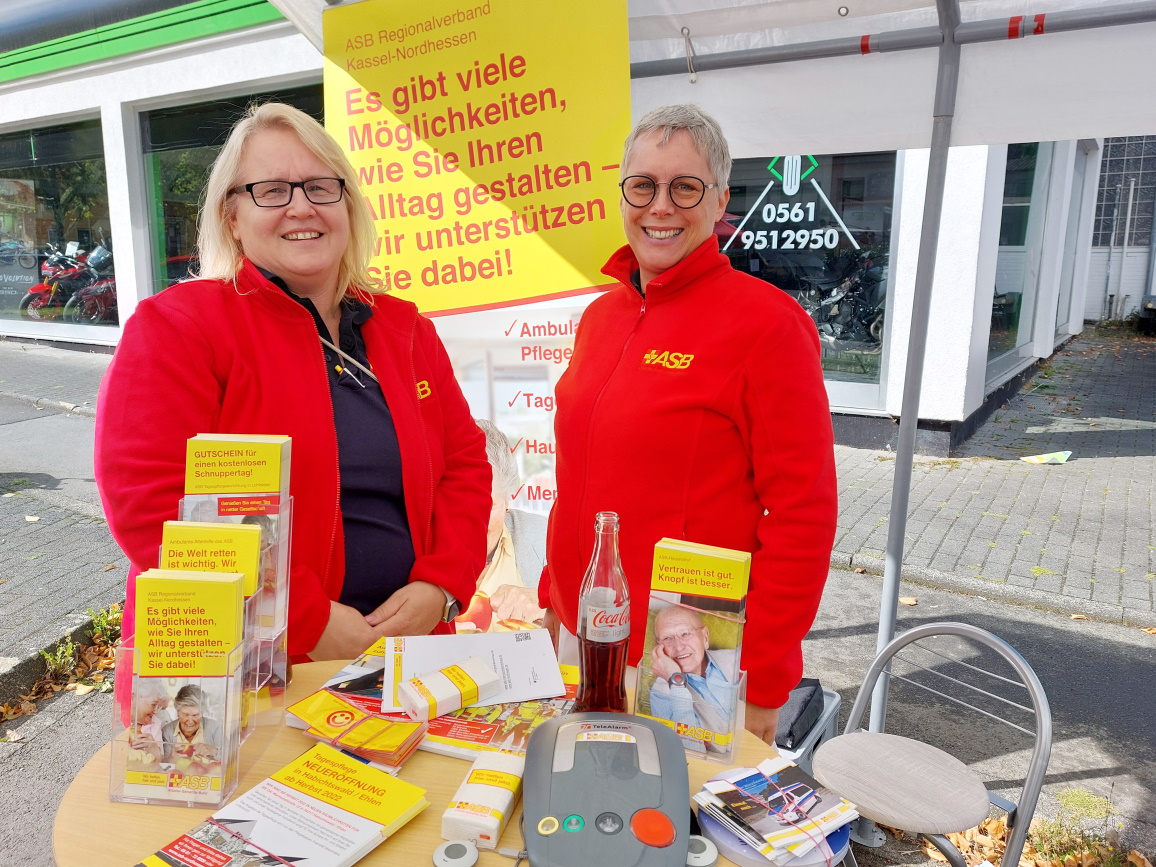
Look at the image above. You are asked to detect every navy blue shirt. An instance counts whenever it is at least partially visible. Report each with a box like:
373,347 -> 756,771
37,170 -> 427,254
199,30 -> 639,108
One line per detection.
269,273 -> 415,614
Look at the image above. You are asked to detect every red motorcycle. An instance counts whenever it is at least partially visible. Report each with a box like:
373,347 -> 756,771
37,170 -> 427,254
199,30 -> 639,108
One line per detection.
63,245 -> 116,324
20,242 -> 114,323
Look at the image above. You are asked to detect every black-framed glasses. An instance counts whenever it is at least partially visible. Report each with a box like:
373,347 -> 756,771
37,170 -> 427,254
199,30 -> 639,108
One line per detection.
230,177 -> 346,208
620,175 -> 718,209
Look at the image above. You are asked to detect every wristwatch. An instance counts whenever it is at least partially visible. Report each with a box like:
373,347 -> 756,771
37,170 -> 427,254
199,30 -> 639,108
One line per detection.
439,586 -> 461,622
667,672 -> 687,688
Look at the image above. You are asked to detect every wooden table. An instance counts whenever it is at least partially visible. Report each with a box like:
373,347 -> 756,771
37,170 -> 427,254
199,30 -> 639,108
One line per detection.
54,661 -> 776,866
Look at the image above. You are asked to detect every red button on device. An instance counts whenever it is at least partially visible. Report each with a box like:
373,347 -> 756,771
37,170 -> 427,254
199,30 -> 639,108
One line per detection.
630,808 -> 676,848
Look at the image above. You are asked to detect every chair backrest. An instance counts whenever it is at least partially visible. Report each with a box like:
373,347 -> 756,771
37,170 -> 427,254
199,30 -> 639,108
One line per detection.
844,622 -> 1052,867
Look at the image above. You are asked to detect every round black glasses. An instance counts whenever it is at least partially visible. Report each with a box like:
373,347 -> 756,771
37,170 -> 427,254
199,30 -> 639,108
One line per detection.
230,178 -> 346,208
620,175 -> 719,209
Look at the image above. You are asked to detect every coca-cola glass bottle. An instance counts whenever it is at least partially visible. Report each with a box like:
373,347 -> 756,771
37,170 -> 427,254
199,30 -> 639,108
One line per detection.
575,511 -> 630,713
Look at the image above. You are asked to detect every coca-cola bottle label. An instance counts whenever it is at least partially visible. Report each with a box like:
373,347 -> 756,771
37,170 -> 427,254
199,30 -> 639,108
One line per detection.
584,603 -> 630,642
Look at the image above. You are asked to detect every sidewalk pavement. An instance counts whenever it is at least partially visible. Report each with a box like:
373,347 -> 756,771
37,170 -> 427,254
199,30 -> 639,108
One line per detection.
0,327 -> 1153,709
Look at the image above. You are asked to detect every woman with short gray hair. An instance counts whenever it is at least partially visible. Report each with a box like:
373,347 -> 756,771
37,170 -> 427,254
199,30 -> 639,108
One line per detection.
542,103 -> 838,748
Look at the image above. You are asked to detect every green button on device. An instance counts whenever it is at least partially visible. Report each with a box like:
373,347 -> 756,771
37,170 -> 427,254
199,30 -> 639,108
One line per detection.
563,814 -> 584,832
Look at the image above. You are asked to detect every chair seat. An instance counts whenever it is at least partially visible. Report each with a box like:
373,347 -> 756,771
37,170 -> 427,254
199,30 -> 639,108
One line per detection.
813,731 -> 991,833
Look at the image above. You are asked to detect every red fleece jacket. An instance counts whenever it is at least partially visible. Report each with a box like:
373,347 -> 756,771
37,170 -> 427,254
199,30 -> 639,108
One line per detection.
95,260 -> 490,658
541,238 -> 838,709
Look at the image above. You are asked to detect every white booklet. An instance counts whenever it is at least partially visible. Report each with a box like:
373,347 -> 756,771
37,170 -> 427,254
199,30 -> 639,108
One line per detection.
379,630 -> 565,712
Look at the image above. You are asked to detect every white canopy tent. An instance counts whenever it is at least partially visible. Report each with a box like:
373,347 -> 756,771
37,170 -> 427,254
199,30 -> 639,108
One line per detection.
274,0 -> 1156,747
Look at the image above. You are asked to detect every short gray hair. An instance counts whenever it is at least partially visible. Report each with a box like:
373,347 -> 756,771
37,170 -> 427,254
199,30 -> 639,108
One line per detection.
173,684 -> 205,711
476,419 -> 519,498
622,104 -> 732,190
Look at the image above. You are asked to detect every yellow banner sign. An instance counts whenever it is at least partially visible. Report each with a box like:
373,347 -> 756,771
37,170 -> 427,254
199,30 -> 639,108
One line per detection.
323,0 -> 631,314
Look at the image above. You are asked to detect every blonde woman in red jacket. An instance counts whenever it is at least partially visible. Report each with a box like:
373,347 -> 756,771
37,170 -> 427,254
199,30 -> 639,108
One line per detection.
96,103 -> 490,662
540,105 -> 838,745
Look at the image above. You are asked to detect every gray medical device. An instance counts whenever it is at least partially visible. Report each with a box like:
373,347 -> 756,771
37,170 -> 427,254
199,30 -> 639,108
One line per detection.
523,713 -> 690,867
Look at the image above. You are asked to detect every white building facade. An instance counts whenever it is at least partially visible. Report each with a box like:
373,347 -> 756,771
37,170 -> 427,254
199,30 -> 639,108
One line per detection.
2,0 -> 1143,459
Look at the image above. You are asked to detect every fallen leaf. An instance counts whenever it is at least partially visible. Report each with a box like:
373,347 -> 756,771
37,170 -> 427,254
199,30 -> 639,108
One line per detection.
4,729 -> 23,742
899,597 -> 918,606
1128,852 -> 1154,867
102,564 -> 118,571
24,515 -> 39,522
854,567 -> 867,574
1070,614 -> 1088,620
1142,627 -> 1156,635
74,684 -> 94,696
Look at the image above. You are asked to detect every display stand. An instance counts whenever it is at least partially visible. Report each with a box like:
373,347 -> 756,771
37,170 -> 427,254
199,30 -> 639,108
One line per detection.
178,493 -> 293,739
109,644 -> 245,807
109,492 -> 293,808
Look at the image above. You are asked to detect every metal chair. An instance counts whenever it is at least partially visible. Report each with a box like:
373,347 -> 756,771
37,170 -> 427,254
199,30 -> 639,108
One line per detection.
812,622 -> 1052,867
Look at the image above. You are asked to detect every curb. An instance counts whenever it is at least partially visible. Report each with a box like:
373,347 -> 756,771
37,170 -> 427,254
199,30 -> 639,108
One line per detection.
0,390 -> 96,418
0,616 -> 100,712
831,549 -> 1156,630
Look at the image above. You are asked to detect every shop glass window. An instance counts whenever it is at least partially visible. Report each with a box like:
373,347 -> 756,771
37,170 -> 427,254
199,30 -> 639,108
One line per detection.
141,85 -> 323,294
0,119 -> 117,326
988,142 -> 1051,373
723,152 -> 896,384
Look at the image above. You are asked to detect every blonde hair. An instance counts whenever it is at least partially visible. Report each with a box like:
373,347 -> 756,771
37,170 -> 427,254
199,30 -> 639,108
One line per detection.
195,102 -> 378,304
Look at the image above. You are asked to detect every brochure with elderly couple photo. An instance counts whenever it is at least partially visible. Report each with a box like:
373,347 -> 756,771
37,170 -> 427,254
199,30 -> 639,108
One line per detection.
633,538 -> 751,763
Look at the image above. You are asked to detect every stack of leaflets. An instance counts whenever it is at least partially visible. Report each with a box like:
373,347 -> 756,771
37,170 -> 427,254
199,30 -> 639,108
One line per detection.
287,689 -> 427,774
694,756 -> 859,864
181,433 -> 293,725
378,630 -> 565,711
133,743 -> 428,867
635,538 -> 751,762
120,570 -> 246,805
289,636 -> 577,760
112,433 -> 293,808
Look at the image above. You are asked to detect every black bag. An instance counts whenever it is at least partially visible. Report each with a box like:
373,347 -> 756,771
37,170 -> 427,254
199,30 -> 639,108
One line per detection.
774,677 -> 824,749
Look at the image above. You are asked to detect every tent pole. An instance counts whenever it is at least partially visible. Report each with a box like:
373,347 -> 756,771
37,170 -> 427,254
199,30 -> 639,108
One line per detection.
869,0 -> 961,735
628,1 -> 1156,80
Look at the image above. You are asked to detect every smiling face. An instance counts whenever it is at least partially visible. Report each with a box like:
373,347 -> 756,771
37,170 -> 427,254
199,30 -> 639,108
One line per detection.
177,704 -> 203,739
655,607 -> 710,677
229,127 -> 350,302
621,130 -> 729,290
135,697 -> 161,726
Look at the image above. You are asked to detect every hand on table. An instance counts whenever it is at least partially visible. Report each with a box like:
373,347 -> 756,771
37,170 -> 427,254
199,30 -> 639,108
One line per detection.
650,645 -> 681,682
744,701 -> 782,747
308,601 -> 380,661
364,580 -> 445,636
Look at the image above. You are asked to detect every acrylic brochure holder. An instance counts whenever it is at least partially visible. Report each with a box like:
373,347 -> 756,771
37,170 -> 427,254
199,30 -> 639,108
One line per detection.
109,495 -> 293,807
109,643 -> 245,807
178,493 -> 293,739
632,666 -> 748,765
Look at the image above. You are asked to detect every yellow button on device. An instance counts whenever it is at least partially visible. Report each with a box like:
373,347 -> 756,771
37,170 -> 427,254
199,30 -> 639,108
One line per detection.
538,816 -> 560,836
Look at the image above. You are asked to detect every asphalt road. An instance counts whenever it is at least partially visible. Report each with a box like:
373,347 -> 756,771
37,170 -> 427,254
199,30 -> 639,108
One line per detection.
0,394 -> 101,517
1,566 -> 1153,867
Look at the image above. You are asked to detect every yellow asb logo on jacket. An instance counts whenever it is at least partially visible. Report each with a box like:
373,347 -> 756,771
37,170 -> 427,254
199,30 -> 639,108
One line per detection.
642,350 -> 695,369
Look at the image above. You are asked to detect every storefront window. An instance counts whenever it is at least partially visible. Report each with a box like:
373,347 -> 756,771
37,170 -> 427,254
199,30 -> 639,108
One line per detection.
723,151 -> 896,384
988,142 -> 1052,376
0,119 -> 116,326
141,85 -> 323,293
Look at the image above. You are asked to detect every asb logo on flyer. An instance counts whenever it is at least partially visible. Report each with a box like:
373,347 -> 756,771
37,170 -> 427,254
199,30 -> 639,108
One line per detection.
322,0 -> 631,314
